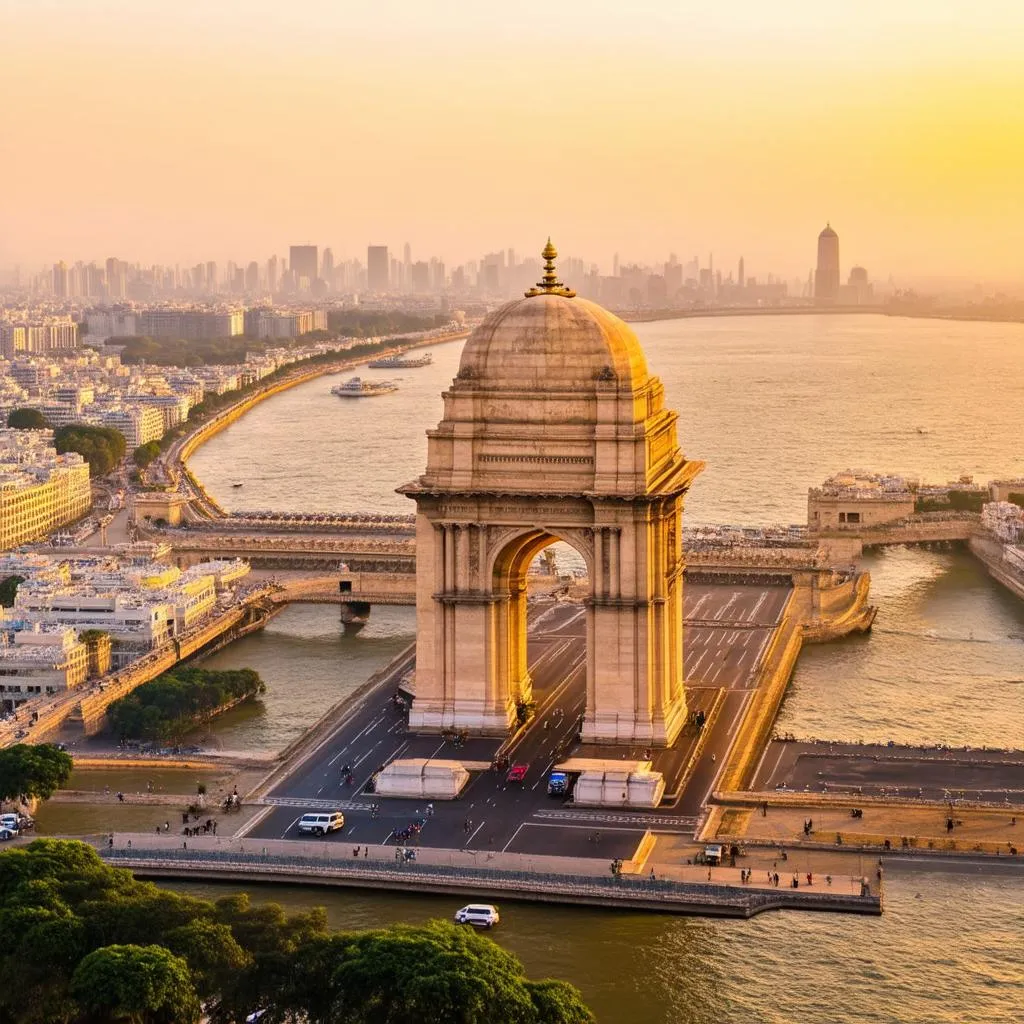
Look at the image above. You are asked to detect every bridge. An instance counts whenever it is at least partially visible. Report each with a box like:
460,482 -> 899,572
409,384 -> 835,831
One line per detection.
0,591 -> 280,747
811,514 -> 979,554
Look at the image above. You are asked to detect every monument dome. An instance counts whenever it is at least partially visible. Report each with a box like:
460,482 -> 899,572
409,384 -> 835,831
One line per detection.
457,292 -> 649,390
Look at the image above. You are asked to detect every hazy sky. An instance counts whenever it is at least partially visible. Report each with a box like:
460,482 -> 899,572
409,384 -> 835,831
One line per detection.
3,0 -> 1023,283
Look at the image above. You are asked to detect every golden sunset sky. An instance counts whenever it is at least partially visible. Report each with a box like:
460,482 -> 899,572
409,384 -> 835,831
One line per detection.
3,0 -> 1023,282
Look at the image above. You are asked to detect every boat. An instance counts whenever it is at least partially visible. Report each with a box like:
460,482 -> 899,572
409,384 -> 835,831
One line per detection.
232,482 -> 244,488
367,351 -> 433,369
331,376 -> 399,398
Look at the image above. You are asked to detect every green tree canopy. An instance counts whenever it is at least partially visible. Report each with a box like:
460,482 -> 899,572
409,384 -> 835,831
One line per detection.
107,667 -> 266,744
272,920 -> 594,1024
0,841 -> 595,1024
54,424 -> 126,477
70,944 -> 200,1024
0,575 -> 25,608
133,441 -> 162,469
0,744 -> 74,804
6,408 -> 51,430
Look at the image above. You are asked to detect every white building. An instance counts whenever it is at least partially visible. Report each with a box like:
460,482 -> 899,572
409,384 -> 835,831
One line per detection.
0,619 -> 89,709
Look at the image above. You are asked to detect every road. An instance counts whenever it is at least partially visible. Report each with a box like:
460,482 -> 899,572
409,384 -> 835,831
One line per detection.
245,580 -> 795,860
753,740 -> 1024,803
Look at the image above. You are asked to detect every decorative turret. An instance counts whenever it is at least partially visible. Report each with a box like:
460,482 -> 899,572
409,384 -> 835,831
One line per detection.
524,238 -> 576,297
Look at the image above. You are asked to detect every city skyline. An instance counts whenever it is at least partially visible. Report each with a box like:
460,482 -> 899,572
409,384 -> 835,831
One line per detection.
2,1 -> 1023,284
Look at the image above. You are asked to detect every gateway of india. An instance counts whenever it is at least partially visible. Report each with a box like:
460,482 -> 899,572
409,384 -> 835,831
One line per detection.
400,241 -> 704,747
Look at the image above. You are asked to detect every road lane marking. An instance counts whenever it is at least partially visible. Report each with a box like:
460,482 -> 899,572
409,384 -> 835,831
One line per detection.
281,814 -> 300,838
466,820 -> 486,846
501,823 -> 526,852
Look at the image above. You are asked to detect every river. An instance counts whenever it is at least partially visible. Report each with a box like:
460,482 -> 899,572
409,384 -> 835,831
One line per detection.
115,314 -> 1024,1021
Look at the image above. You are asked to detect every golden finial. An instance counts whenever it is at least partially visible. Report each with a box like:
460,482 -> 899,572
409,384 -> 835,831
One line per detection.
525,237 -> 576,297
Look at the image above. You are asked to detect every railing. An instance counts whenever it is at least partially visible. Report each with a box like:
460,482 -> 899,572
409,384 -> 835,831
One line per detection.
101,847 -> 874,911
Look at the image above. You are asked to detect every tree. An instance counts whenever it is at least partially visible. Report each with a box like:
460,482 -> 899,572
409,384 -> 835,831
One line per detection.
0,575 -> 24,608
6,408 -> 50,430
133,441 -> 161,469
70,944 -> 200,1024
54,424 -> 126,478
274,920 -> 595,1024
0,744 -> 74,804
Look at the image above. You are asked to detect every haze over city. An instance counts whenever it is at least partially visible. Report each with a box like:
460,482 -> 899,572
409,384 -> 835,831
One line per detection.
3,0 -> 1024,286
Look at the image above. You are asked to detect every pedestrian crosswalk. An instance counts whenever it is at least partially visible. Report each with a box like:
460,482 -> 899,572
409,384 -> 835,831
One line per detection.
262,796 -> 369,811
532,809 -> 698,829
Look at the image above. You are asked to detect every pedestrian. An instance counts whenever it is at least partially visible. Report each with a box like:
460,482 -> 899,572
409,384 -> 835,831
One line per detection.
183,841 -> 187,850
116,791 -> 125,803
806,872 -> 813,886
826,874 -> 833,886
353,846 -> 359,857
127,839 -> 132,849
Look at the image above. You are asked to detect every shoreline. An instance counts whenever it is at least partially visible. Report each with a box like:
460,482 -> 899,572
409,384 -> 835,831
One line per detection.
619,306 -> 1024,327
160,330 -> 469,515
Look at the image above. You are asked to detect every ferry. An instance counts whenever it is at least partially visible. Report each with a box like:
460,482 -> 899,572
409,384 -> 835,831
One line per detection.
331,376 -> 399,398
367,351 -> 433,369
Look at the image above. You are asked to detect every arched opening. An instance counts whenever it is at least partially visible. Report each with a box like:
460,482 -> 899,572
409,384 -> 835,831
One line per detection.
490,530 -> 593,736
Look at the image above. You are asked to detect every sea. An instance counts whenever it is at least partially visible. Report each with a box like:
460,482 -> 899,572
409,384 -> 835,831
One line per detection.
106,314 -> 1024,1021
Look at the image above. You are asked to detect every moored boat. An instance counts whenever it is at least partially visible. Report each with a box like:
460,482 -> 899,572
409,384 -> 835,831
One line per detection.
367,351 -> 433,369
331,376 -> 399,398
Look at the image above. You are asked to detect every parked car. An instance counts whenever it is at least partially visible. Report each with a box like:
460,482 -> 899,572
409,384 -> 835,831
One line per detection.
0,827 -> 18,841
453,904 -> 500,928
506,763 -> 529,784
297,811 -> 345,836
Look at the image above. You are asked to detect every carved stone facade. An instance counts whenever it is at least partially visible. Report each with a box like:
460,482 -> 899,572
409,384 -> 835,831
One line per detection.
399,283 -> 703,746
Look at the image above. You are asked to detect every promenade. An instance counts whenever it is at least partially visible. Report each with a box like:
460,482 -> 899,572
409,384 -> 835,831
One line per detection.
100,835 -> 880,918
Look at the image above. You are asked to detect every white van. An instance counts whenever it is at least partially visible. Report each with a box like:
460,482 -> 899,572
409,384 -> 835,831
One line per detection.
297,811 -> 345,836
453,904 -> 500,928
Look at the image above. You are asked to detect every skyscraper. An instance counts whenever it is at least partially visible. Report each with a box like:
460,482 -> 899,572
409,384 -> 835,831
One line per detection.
367,245 -> 389,291
52,261 -> 68,298
738,256 -> 745,289
267,256 -> 278,293
814,224 -> 840,304
321,247 -> 334,285
289,244 -> 318,288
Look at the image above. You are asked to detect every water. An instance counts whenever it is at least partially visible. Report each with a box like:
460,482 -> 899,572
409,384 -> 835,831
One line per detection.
190,603 -> 414,754
165,870 -> 1024,1024
189,314 -> 1024,524
180,313 -> 1024,1021
778,547 -> 1024,747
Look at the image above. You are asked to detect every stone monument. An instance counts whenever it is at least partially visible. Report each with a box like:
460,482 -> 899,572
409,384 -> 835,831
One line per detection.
399,241 -> 703,745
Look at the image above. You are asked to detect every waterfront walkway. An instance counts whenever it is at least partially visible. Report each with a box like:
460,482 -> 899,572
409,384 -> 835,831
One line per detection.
101,835 -> 879,918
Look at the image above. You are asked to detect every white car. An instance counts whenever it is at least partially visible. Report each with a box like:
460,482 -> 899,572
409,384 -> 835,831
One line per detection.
0,827 -> 18,841
297,811 -> 345,836
454,904 -> 500,928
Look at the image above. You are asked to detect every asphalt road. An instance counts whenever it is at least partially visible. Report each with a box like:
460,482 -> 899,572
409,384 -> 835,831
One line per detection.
753,741 -> 1024,802
246,582 -> 794,856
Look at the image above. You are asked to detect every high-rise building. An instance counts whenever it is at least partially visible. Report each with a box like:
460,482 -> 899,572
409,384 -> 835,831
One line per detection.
245,261 -> 259,291
205,261 -> 218,293
814,224 -> 840,304
367,245 -> 389,291
52,261 -> 68,298
266,256 -> 278,293
738,256 -> 745,289
321,247 -> 334,285
289,245 -> 318,288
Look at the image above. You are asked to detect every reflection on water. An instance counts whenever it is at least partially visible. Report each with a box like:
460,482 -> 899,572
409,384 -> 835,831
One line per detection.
164,872 -> 1024,1024
779,548 -> 1024,747
191,604 -> 414,754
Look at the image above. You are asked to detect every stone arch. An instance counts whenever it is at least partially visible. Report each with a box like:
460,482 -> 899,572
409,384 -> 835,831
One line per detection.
399,256 -> 703,745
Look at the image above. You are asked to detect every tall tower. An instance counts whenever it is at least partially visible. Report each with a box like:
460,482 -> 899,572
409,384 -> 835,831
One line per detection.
367,245 -> 389,291
289,245 -> 318,289
815,224 -> 840,304
738,256 -> 745,289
